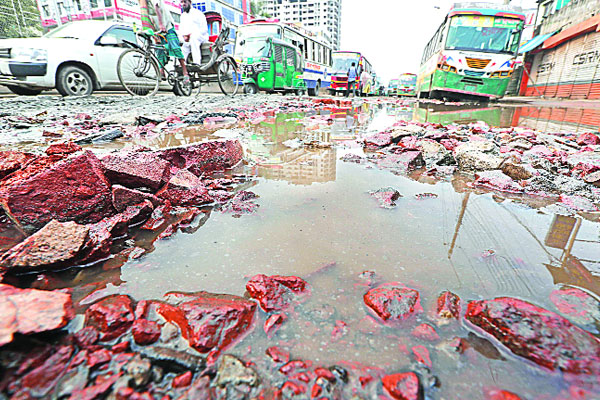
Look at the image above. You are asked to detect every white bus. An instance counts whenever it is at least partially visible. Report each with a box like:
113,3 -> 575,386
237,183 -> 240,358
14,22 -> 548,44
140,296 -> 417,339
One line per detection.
235,20 -> 332,96
417,3 -> 525,100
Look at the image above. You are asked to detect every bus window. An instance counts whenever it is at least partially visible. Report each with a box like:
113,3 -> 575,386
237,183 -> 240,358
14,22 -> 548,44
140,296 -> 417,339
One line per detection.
304,38 -> 308,59
318,44 -> 322,63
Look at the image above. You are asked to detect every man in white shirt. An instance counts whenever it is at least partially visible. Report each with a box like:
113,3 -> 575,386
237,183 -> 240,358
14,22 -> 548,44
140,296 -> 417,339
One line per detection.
179,0 -> 209,66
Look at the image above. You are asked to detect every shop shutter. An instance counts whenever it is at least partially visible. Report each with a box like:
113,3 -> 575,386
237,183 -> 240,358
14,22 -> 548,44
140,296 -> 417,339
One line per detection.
588,33 -> 600,98
589,80 -> 600,99
546,41 -> 570,97
526,31 -> 600,100
568,33 -> 593,98
555,40 -> 575,98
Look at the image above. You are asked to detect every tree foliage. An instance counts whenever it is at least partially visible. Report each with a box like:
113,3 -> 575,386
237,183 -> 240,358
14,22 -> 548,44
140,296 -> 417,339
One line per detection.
250,0 -> 271,18
0,0 -> 42,38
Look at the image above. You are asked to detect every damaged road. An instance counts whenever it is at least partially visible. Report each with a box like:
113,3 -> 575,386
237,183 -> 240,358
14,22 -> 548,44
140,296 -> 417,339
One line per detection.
0,94 -> 599,400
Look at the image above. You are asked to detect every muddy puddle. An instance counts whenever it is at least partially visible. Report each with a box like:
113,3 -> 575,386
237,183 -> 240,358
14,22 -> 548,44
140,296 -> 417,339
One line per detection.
9,100 -> 595,399
0,97 -> 597,399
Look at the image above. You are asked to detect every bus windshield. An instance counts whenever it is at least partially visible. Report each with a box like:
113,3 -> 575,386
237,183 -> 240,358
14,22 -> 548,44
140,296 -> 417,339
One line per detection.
238,25 -> 281,40
445,15 -> 522,54
236,24 -> 281,50
239,38 -> 270,59
332,54 -> 360,74
400,75 -> 416,85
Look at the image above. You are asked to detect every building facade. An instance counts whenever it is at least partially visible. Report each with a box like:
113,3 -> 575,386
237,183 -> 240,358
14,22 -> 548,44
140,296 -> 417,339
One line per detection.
262,0 -> 341,49
521,0 -> 600,99
35,0 -> 251,32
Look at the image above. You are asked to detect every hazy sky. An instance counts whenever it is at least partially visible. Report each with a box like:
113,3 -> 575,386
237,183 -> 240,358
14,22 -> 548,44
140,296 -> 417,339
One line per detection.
340,0 -> 538,83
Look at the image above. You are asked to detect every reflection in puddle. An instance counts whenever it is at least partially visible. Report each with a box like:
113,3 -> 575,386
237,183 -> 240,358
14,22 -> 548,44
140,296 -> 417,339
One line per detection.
413,102 -> 600,134
4,100 -> 598,155
252,149 -> 337,186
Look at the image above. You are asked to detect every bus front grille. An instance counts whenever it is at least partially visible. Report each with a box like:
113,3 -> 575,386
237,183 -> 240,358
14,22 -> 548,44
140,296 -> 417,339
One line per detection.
0,48 -> 10,58
465,58 -> 490,69
464,70 -> 485,77
461,77 -> 484,85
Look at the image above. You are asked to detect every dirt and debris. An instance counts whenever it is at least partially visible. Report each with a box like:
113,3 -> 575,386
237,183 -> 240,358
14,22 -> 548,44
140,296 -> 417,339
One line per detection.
351,114 -> 600,209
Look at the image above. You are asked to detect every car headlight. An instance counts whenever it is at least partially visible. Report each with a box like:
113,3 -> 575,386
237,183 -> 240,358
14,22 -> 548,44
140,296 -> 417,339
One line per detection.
12,48 -> 48,63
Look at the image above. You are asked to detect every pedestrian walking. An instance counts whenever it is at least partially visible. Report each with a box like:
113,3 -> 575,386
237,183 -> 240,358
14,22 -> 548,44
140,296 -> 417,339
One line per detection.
345,62 -> 358,97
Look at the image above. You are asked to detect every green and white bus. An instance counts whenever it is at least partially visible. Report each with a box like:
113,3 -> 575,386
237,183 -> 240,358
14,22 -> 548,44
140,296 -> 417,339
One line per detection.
417,3 -> 525,101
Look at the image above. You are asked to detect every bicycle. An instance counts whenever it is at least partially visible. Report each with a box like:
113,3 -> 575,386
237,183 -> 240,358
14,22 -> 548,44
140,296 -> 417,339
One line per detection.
117,23 -> 240,97
117,27 -> 190,96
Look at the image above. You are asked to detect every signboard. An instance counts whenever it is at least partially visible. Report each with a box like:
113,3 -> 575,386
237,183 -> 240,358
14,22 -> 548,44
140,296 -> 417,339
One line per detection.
451,15 -> 521,28
544,215 -> 577,249
114,0 -> 143,20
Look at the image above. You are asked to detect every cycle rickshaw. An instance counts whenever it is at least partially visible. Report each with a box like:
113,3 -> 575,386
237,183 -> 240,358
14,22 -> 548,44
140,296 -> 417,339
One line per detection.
117,12 -> 240,97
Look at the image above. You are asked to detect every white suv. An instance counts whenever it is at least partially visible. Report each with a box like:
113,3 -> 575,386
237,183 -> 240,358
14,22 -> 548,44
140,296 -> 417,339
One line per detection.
0,20 -> 137,96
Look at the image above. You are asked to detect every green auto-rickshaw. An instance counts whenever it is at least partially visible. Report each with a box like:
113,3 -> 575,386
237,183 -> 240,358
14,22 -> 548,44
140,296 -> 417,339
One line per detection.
240,37 -> 306,95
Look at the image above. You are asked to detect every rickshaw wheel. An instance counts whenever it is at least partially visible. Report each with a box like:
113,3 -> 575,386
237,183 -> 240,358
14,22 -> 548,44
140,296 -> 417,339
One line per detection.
117,49 -> 160,96
217,57 -> 240,96
244,83 -> 258,95
295,88 -> 305,96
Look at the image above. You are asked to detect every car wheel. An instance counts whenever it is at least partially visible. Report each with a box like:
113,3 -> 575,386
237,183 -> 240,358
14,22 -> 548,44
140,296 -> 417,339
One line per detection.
56,65 -> 93,96
7,86 -> 42,96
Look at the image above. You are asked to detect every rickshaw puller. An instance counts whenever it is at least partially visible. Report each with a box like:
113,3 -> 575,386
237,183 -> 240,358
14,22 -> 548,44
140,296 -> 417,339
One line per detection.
147,0 -> 189,84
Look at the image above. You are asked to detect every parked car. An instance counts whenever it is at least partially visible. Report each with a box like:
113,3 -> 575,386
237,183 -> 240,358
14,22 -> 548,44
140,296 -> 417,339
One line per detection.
0,20 -> 137,96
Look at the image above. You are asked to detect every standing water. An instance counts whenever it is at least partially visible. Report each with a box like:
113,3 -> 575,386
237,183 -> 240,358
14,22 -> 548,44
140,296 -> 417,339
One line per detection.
1,98 -> 599,399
